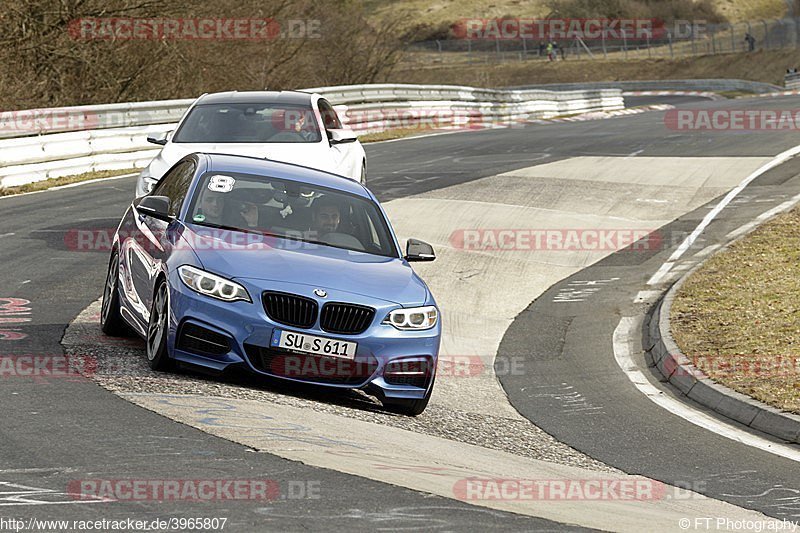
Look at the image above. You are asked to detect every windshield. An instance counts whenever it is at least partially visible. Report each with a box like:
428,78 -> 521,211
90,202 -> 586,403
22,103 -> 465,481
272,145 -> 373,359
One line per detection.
173,103 -> 321,144
186,172 -> 399,258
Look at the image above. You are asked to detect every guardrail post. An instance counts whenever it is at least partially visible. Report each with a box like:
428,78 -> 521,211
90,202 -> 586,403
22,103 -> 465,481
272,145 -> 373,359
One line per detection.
623,30 -> 628,59
668,30 -> 674,58
602,29 -> 607,58
762,19 -> 769,49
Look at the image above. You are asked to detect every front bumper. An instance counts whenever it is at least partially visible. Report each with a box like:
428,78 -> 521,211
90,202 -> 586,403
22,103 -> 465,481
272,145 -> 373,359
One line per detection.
166,271 -> 440,400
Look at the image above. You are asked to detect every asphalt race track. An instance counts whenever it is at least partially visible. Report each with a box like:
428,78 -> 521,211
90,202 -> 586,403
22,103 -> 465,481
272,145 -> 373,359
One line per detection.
1,94 -> 799,531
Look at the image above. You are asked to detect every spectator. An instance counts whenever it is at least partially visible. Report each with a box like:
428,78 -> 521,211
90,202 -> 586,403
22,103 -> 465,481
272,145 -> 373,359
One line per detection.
744,33 -> 756,52
546,41 -> 554,61
538,40 -> 546,58
551,40 -> 560,61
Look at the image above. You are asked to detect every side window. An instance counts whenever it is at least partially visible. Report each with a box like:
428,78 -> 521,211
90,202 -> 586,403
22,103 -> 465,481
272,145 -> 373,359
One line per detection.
318,99 -> 343,130
152,160 -> 196,216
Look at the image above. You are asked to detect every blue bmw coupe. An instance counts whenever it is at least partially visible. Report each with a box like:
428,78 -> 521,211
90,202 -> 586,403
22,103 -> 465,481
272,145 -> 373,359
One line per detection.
101,153 -> 440,415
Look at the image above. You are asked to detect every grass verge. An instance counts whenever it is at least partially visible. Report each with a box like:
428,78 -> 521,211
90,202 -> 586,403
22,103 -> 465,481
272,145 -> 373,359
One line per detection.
0,168 -> 138,197
359,127 -> 448,143
670,206 -> 800,414
390,49 -> 796,88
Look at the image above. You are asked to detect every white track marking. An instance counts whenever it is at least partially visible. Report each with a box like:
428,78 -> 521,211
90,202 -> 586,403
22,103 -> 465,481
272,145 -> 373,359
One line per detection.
613,316 -> 800,463
0,173 -> 138,201
648,144 -> 800,285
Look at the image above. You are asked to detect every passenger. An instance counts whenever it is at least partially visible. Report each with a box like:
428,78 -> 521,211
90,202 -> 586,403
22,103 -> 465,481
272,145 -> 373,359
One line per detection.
238,200 -> 260,228
195,191 -> 225,225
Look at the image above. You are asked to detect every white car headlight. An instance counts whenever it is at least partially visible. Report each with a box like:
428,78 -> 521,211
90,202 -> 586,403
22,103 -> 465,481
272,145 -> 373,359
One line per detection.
143,177 -> 158,194
383,306 -> 438,330
178,265 -> 251,303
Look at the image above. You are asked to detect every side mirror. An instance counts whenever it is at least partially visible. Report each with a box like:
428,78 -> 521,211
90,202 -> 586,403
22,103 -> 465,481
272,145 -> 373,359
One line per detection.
146,130 -> 172,146
135,195 -> 172,221
405,238 -> 435,262
327,128 -> 358,145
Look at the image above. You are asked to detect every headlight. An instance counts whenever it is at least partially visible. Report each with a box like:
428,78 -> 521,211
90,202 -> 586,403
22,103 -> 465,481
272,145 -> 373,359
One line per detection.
383,306 -> 438,330
178,265 -> 251,303
143,177 -> 158,194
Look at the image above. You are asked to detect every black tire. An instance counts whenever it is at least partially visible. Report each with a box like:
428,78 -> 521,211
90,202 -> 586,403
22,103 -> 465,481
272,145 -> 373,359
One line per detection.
146,280 -> 174,371
383,376 -> 435,417
100,252 -> 130,337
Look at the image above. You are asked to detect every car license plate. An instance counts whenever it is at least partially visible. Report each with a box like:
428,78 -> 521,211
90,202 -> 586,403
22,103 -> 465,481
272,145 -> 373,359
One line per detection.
270,329 -> 357,360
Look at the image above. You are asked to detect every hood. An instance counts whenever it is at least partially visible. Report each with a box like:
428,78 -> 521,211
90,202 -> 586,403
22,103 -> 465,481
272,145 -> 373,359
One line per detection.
159,141 -> 334,174
179,224 -> 428,306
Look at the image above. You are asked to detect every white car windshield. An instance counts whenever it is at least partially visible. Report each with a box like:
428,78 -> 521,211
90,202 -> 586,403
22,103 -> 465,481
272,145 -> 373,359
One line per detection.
173,103 -> 321,144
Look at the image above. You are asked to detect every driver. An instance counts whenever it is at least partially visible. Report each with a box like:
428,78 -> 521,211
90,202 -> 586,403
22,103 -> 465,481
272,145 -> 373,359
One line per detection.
310,196 -> 342,238
289,109 -> 315,141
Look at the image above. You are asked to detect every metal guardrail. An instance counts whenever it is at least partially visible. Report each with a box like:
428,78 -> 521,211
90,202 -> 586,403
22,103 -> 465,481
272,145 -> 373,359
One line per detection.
0,84 -> 625,188
785,72 -> 800,90
0,99 -> 194,139
508,79 -> 783,94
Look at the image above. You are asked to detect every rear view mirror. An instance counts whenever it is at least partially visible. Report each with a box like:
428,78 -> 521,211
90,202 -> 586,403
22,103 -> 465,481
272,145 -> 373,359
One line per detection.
327,129 -> 358,145
405,239 -> 435,262
147,130 -> 173,146
136,195 -> 172,221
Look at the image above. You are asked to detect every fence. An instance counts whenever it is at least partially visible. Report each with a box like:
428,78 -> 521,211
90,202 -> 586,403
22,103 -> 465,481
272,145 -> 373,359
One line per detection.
407,17 -> 800,65
0,84 -> 624,188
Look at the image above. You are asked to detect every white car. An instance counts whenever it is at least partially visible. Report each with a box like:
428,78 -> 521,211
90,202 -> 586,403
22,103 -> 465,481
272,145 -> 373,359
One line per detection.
135,91 -> 366,196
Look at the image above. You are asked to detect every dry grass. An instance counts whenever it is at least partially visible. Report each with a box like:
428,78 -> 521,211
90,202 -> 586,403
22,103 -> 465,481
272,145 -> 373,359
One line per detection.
358,127 -> 448,143
715,0 -> 788,21
390,48 -> 797,87
364,0 -> 787,33
671,206 -> 800,414
0,169 -> 138,197
363,0 -> 552,33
